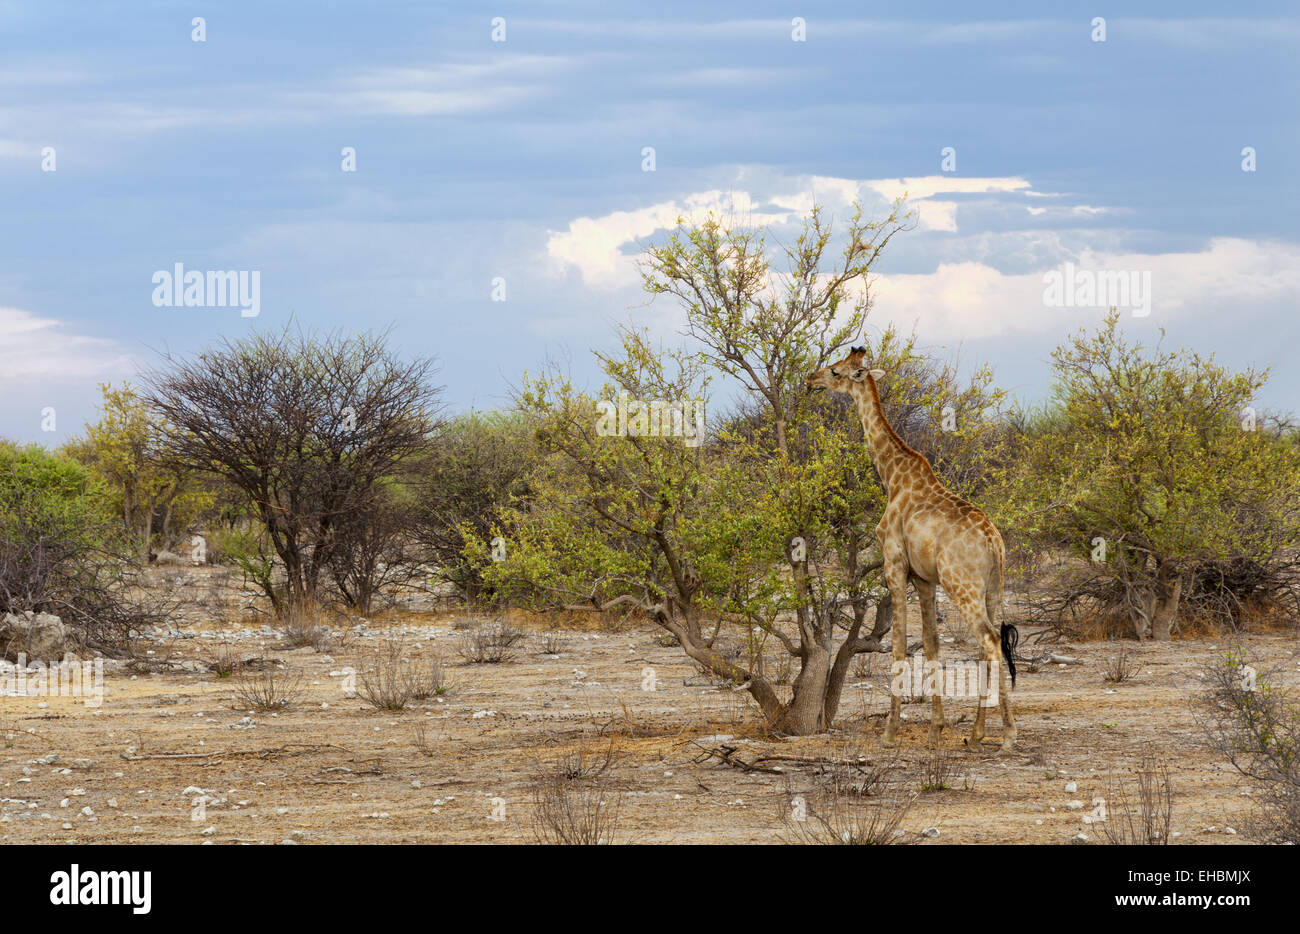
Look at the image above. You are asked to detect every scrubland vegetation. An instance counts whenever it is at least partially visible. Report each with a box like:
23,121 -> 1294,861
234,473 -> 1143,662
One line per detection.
4,202 -> 1299,843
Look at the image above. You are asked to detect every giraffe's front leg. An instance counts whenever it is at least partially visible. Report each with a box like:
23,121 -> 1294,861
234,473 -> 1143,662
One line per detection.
916,579 -> 944,745
881,561 -> 909,747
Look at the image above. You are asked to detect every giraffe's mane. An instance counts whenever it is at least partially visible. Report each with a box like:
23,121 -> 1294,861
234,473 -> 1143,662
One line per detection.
861,375 -> 936,478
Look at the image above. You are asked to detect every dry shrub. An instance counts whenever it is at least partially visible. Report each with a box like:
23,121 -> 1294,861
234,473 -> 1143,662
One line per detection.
233,668 -> 303,711
811,740 -> 897,798
357,639 -> 447,710
457,623 -> 522,664
1021,554 -> 1300,643
536,631 -> 569,655
919,745 -> 969,793
1099,757 -> 1173,845
1101,640 -> 1144,683
280,601 -> 333,651
411,721 -> 444,758
851,651 -> 876,682
530,738 -> 623,845
552,739 -> 621,780
1198,648 -> 1300,844
204,642 -> 242,678
783,773 -> 918,846
782,740 -> 917,845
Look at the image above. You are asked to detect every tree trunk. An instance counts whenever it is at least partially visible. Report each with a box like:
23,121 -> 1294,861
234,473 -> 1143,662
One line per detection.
1150,563 -> 1183,641
778,645 -> 831,735
823,596 -> 892,725
162,500 -> 175,549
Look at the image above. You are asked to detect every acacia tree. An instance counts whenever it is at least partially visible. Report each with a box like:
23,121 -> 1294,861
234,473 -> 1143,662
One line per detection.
0,442 -> 166,653
409,411 -> 537,601
485,203 -> 1007,735
144,328 -> 442,615
326,479 -> 424,615
640,203 -> 915,733
1010,311 -> 1300,639
63,383 -> 213,560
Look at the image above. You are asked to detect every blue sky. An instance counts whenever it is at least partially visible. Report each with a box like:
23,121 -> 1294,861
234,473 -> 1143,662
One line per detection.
2,1 -> 1297,443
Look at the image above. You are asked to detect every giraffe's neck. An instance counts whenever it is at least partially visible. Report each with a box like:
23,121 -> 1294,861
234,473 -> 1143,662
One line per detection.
851,380 -> 927,498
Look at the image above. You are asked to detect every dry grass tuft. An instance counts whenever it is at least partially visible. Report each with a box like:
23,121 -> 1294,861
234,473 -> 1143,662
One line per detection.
232,668 -> 303,711
356,639 -> 447,710
457,623 -> 523,664
1099,757 -> 1173,845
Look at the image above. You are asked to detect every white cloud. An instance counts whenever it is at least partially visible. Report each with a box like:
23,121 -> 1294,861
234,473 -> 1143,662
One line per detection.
544,171 -> 1300,353
514,18 -> 1052,45
865,175 -> 1031,202
546,189 -> 783,289
869,238 -> 1300,339
0,55 -> 573,154
286,56 -> 573,117
546,173 -> 1035,287
0,307 -> 132,382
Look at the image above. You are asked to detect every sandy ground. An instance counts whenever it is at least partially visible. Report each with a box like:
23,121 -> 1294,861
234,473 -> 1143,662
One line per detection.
1,568 -> 1293,844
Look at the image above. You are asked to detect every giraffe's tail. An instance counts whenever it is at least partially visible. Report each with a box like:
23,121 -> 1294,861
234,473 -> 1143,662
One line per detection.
1000,622 -> 1019,688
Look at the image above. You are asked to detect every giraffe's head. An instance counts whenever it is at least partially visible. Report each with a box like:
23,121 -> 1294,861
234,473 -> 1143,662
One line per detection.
806,346 -> 885,395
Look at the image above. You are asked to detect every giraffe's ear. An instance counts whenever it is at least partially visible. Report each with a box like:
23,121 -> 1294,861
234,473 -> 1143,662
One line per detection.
869,368 -> 885,380
849,366 -> 868,381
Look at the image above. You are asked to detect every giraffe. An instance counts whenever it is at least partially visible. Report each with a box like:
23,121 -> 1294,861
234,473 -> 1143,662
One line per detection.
806,346 -> 1017,751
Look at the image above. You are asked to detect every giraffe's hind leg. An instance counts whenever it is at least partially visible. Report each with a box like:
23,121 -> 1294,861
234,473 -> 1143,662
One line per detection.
953,592 -> 999,753
987,589 -> 1016,751
915,578 -> 944,744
